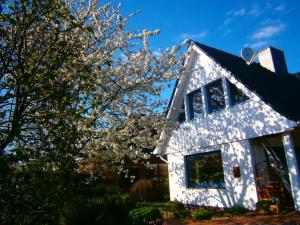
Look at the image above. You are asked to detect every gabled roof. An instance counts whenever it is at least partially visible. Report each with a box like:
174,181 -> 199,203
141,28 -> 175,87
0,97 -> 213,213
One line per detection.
168,42 -> 300,122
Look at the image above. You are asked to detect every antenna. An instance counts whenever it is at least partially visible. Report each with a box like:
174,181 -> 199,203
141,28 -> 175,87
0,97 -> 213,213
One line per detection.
241,47 -> 256,64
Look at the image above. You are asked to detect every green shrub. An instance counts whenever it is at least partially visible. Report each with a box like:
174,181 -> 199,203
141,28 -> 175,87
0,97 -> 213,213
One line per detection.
174,208 -> 190,219
256,200 -> 273,214
129,207 -> 162,225
64,194 -> 134,225
164,201 -> 184,210
163,201 -> 189,219
192,208 -> 212,220
224,205 -> 249,216
0,167 -> 80,225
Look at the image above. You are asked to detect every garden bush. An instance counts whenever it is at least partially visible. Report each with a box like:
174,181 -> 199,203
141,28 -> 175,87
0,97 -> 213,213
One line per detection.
163,201 -> 189,219
0,166 -> 81,225
224,205 -> 249,216
192,208 -> 212,220
64,194 -> 134,225
256,200 -> 273,214
165,201 -> 185,209
129,207 -> 162,225
173,208 -> 190,219
130,179 -> 153,201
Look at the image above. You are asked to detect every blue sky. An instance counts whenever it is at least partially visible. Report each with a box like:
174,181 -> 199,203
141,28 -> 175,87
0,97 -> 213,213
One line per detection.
120,0 -> 300,74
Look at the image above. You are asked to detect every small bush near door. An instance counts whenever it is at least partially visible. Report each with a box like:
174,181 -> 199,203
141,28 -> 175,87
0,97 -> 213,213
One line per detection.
224,205 -> 249,216
256,200 -> 273,214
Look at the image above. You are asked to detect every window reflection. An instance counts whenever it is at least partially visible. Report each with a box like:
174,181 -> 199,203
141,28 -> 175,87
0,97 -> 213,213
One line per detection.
188,89 -> 204,119
186,150 -> 225,188
207,79 -> 226,113
228,80 -> 249,105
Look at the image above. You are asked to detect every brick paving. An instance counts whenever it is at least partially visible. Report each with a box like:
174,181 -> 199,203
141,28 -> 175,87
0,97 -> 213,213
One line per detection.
167,212 -> 300,225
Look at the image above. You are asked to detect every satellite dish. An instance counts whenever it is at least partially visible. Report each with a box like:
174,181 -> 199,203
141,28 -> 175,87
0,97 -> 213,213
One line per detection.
241,47 -> 255,64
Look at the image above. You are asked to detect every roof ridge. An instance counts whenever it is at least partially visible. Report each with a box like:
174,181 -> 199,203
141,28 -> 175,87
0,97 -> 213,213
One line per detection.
193,41 -> 240,58
192,41 -> 295,78
191,41 -> 300,121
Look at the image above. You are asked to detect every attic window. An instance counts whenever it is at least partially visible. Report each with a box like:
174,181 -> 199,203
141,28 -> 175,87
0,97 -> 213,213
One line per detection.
177,102 -> 186,123
187,89 -> 204,120
206,79 -> 226,113
185,150 -> 225,188
227,80 -> 249,105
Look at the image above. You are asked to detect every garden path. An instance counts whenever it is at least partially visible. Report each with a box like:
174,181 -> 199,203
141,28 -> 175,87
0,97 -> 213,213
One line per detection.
167,211 -> 300,225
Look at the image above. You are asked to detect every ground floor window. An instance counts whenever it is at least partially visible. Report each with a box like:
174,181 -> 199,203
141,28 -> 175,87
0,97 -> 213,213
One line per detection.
185,150 -> 225,188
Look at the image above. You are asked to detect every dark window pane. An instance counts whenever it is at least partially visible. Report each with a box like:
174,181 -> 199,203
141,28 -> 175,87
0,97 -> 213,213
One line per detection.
186,150 -> 225,188
207,79 -> 226,113
178,102 -> 186,123
228,80 -> 249,105
188,89 -> 204,119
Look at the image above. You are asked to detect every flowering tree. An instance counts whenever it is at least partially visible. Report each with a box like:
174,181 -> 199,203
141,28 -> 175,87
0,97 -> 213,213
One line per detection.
0,0 -> 187,170
1,1 -> 187,224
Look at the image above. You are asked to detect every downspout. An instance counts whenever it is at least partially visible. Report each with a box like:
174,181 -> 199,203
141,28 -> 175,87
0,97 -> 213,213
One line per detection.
157,154 -> 168,164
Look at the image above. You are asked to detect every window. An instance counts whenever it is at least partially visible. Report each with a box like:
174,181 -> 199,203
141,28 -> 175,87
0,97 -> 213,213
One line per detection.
206,79 -> 226,113
185,150 -> 225,188
187,89 -> 204,119
177,102 -> 186,123
227,80 -> 249,105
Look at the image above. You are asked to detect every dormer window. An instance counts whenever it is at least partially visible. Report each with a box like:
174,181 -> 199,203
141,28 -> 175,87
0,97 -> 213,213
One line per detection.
206,79 -> 226,113
227,80 -> 249,105
187,89 -> 204,120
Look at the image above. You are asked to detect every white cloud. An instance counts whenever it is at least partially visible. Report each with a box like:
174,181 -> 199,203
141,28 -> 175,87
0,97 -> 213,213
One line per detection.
226,8 -> 246,17
259,18 -> 274,25
176,31 -> 207,41
275,3 -> 285,12
223,18 -> 232,26
251,24 -> 285,40
248,41 -> 269,49
223,29 -> 232,36
233,8 -> 246,16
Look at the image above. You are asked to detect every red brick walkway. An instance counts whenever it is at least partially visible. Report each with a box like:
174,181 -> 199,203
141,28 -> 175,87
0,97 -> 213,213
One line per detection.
167,212 -> 300,225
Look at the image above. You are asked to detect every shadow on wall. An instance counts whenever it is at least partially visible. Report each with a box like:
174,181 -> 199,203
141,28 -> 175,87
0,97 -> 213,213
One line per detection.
168,55 -> 295,154
169,99 -> 294,154
168,139 -> 257,210
165,54 -> 297,210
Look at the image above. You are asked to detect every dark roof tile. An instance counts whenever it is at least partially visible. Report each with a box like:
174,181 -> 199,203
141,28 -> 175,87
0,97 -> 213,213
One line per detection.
194,42 -> 300,121
169,42 -> 300,122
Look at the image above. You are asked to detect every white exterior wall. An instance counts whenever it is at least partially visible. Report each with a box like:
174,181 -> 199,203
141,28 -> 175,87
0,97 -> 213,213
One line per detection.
165,45 -> 298,209
166,47 -> 296,155
168,140 -> 258,209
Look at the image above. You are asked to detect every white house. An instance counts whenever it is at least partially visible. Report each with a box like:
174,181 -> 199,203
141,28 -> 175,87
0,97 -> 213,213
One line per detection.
155,41 -> 300,211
